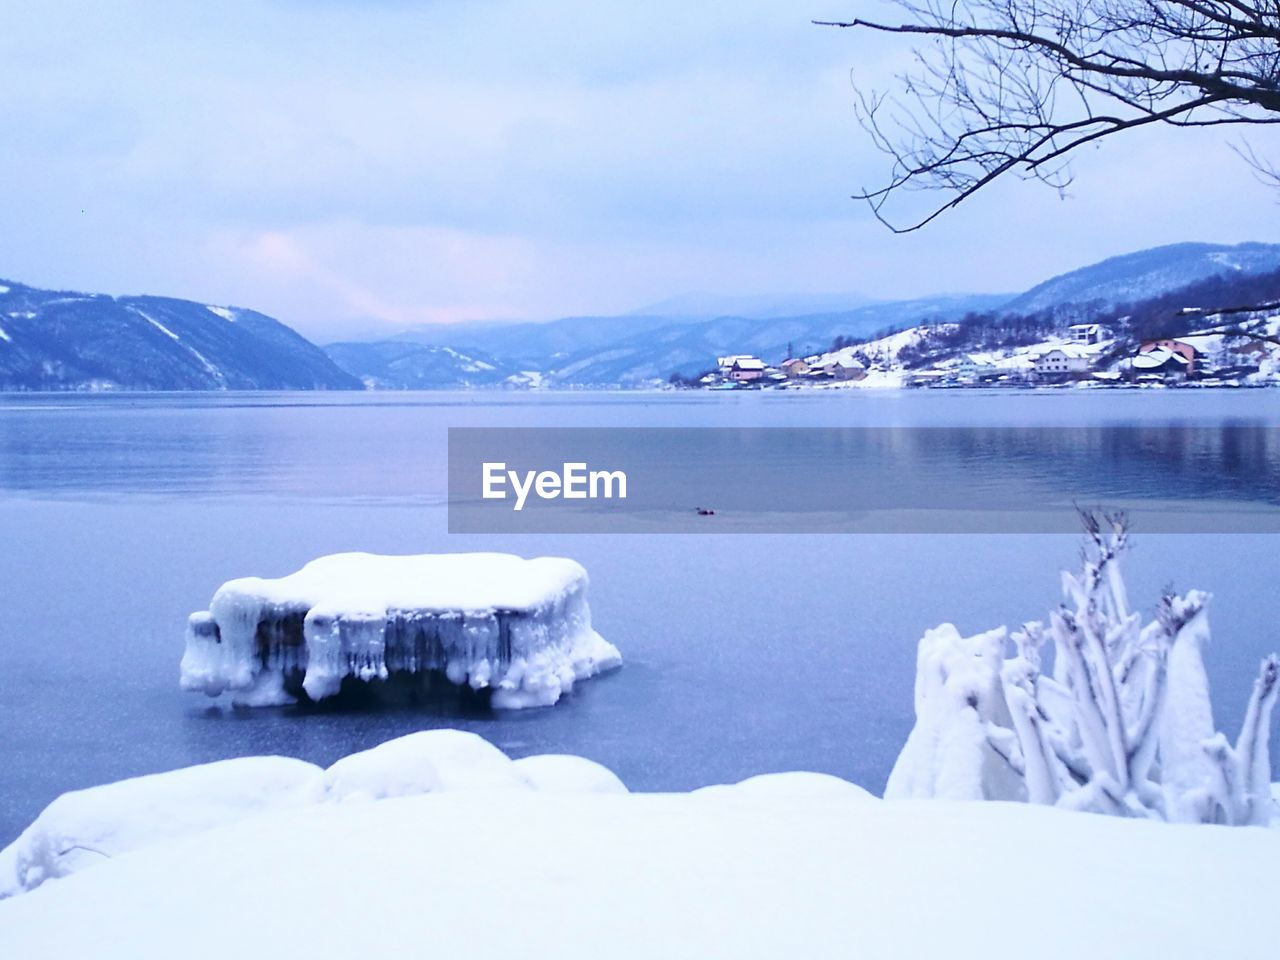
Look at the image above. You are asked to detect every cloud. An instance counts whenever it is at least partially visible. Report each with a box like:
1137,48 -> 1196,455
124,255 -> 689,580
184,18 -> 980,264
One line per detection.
0,0 -> 1276,333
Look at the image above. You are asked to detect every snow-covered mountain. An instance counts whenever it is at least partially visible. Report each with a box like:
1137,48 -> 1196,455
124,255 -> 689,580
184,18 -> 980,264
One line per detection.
9,240 -> 1279,391
324,341 -> 523,389
630,291 -> 879,320
549,295 -> 1006,385
327,294 -> 1006,388
0,280 -> 360,391
325,241 -> 1280,388
377,314 -> 697,367
1002,242 -> 1280,316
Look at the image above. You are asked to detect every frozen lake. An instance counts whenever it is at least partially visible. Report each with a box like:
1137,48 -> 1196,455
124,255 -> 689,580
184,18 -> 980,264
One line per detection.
1,389 -> 1278,843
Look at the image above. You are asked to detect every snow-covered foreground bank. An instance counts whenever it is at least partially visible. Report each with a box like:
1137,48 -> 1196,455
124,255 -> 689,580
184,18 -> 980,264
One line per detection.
3,732 -> 1280,960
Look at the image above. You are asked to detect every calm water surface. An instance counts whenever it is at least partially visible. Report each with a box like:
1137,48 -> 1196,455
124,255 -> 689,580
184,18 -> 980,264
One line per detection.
0,389 -> 1277,843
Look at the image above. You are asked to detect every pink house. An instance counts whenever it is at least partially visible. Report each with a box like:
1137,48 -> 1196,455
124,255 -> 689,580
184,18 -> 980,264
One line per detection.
1139,339 -> 1197,375
728,357 -> 765,382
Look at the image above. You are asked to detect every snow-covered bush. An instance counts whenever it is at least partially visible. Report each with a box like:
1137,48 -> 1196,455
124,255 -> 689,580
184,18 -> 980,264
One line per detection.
0,732 -> 634,899
0,757 -> 325,898
692,772 -> 877,802
512,754 -> 629,795
324,730 -> 533,800
886,511 -> 1279,824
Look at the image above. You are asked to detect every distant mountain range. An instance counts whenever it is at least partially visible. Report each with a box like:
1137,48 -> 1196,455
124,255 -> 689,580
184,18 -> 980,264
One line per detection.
323,342 -> 524,389
1002,242 -> 1280,316
326,241 -> 1280,387
326,294 -> 1008,388
629,291 -> 880,320
0,281 -> 359,390
3,241 -> 1278,390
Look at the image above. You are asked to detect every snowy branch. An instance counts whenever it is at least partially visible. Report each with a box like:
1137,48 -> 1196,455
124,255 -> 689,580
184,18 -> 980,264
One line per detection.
885,511 -> 1279,825
817,1 -> 1280,231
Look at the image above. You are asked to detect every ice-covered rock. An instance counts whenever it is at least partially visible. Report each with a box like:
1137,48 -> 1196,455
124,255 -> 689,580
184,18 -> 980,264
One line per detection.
180,552 -> 621,709
513,754 -> 630,794
324,730 -> 531,800
0,757 -> 323,898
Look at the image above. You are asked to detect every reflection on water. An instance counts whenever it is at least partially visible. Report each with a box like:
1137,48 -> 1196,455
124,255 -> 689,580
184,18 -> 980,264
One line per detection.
447,426 -> 1280,533
2,389 -> 1278,503
0,389 -> 1278,844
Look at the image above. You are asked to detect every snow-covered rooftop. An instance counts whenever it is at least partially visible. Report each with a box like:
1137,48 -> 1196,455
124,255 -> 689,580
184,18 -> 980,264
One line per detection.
1133,348 -> 1192,370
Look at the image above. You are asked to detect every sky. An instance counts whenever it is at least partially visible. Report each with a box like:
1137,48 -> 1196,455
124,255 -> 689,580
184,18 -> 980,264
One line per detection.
2,0 -> 1279,340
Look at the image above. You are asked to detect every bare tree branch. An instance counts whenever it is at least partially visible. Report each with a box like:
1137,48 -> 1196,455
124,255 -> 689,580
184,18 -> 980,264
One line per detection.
817,1 -> 1280,232
1177,300 -> 1280,344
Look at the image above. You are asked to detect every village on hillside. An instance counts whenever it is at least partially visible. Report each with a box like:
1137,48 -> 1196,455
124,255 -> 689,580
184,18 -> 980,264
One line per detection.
686,317 -> 1280,390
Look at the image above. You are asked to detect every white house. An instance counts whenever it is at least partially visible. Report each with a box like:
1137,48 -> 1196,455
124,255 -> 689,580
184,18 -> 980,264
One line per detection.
1033,346 -> 1091,376
1069,323 -> 1103,345
905,369 -> 949,387
828,357 -> 866,381
957,354 -> 998,381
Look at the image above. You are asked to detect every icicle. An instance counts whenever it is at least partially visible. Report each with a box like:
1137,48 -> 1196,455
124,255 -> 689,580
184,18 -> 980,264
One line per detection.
179,553 -> 621,710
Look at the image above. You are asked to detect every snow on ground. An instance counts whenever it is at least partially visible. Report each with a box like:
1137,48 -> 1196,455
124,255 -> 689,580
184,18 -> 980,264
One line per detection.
1184,317 -> 1279,368
440,346 -> 497,372
325,730 -> 532,799
807,347 -> 905,389
184,344 -> 225,384
835,324 -> 949,367
1,732 -> 1278,960
128,308 -> 180,342
0,757 -> 324,897
205,305 -> 237,321
513,754 -> 629,794
865,325 -> 949,360
127,307 -> 227,384
814,327 -> 1115,379
691,771 -> 877,801
180,552 -> 622,709
506,370 -> 545,387
820,369 -> 905,389
0,731 -> 616,898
